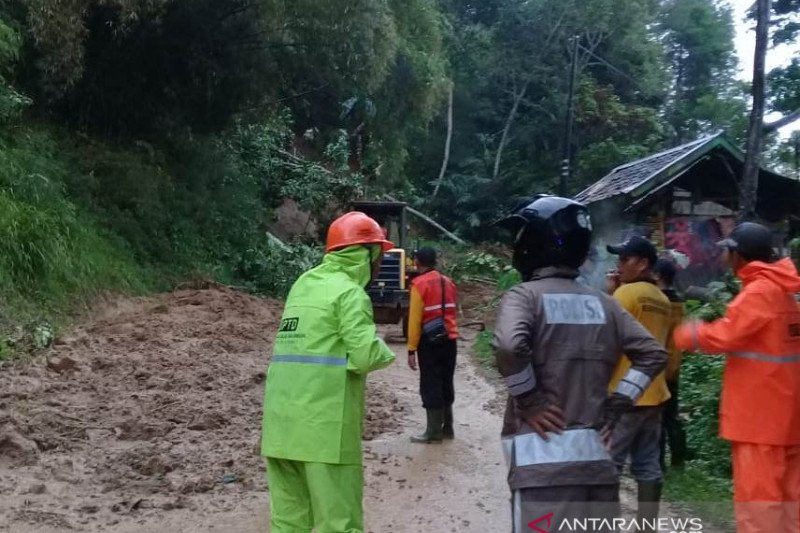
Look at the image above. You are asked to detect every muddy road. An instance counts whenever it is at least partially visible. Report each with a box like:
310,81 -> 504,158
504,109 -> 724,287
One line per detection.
0,285 -> 727,532
0,286 -> 510,532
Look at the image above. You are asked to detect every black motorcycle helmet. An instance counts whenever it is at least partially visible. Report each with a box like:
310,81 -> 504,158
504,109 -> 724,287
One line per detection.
496,195 -> 593,279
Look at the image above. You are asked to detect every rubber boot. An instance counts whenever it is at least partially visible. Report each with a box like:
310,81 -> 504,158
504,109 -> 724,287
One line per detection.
442,405 -> 454,439
410,409 -> 444,443
636,481 -> 662,532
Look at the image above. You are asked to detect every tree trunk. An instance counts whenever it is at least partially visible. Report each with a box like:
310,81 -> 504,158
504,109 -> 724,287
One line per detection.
673,49 -> 685,144
740,0 -> 772,221
432,82 -> 454,199
492,81 -> 529,181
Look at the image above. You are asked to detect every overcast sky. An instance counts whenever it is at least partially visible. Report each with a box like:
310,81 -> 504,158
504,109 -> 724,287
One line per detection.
732,0 -> 800,136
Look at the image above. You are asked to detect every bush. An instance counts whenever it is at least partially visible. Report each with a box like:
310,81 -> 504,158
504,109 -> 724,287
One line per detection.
472,330 -> 495,369
679,353 -> 731,478
0,128 -> 153,355
236,242 -> 323,298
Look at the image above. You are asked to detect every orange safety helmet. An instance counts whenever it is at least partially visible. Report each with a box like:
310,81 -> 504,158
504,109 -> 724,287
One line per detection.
326,211 -> 395,253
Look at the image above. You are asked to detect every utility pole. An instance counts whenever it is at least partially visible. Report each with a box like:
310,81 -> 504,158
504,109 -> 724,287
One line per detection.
559,36 -> 579,197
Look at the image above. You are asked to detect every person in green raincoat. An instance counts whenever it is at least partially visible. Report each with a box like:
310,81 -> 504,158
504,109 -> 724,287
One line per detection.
261,211 -> 397,533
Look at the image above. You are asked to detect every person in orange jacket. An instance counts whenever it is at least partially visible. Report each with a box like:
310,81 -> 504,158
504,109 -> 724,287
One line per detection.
673,222 -> 800,533
406,247 -> 459,443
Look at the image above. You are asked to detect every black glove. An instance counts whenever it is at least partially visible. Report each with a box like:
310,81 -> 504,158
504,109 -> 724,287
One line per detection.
598,392 -> 634,434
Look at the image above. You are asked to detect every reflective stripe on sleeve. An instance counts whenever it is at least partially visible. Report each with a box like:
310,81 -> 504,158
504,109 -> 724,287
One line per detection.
272,355 -> 347,366
615,368 -> 651,401
504,364 -> 536,396
502,437 -> 514,469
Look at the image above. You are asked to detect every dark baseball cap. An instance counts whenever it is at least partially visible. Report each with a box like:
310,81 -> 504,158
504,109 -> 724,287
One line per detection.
717,222 -> 775,261
606,235 -> 658,266
413,247 -> 437,267
654,258 -> 678,285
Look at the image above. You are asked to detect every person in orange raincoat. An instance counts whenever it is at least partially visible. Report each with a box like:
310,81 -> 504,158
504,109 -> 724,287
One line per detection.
673,222 -> 800,533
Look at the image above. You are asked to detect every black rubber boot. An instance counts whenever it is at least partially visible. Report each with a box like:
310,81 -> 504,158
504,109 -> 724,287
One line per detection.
410,409 -> 444,443
636,481 -> 662,532
442,405 -> 454,439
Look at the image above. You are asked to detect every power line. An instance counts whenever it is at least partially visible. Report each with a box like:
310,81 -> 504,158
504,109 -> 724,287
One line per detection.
577,44 -> 649,94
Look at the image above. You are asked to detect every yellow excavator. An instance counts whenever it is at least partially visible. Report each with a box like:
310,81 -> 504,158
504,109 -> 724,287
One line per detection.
351,201 -> 417,336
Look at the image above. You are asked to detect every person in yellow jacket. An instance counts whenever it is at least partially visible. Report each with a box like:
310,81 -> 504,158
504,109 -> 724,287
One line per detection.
654,258 -> 690,471
261,212 -> 396,533
606,236 -> 672,529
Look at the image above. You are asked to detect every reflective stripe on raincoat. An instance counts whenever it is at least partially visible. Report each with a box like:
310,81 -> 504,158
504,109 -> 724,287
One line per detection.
674,258 -> 800,445
261,246 -> 396,464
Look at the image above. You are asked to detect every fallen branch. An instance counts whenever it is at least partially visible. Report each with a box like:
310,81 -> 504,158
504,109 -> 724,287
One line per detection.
763,108 -> 800,132
464,276 -> 497,285
383,195 -> 465,245
266,231 -> 292,253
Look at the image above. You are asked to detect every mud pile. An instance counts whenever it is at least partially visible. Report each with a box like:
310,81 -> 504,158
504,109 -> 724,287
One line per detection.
0,285 -> 402,530
459,280 -> 500,330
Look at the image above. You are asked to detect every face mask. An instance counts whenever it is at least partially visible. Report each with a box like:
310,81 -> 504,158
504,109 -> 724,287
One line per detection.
364,245 -> 382,288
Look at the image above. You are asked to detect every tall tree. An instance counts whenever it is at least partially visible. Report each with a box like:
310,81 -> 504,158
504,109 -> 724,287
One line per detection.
741,0 -> 773,221
658,0 -> 742,143
764,0 -> 800,132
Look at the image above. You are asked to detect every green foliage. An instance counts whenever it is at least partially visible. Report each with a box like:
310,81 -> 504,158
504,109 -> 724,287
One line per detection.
680,281 -> 734,480
790,234 -> 800,269
772,0 -> 800,45
236,242 -> 322,298
658,0 -> 741,143
768,58 -> 800,115
770,131 -> 800,179
408,0 -> 682,235
58,113 -> 361,280
679,353 -> 731,478
663,466 -> 734,531
447,249 -> 508,282
574,80 -> 666,188
0,17 -> 30,121
496,269 -> 521,291
684,276 -> 739,322
11,0 -> 446,185
0,127 -> 154,356
472,329 -> 495,369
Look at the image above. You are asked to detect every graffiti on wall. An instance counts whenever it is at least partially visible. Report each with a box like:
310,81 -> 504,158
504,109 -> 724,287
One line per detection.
664,217 -> 735,281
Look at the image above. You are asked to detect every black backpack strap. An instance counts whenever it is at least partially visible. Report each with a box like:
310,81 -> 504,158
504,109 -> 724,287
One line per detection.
440,273 -> 446,318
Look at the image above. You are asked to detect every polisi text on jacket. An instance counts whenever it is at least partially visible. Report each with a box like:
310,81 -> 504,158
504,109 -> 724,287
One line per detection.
542,294 -> 606,325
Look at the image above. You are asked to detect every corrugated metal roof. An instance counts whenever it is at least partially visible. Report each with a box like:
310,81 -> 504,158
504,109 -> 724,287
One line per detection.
573,133 -> 721,204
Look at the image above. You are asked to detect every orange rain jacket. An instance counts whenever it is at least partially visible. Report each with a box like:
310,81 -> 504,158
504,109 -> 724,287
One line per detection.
407,270 -> 458,352
674,258 -> 800,445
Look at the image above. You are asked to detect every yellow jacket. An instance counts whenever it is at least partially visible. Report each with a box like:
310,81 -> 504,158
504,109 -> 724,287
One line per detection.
608,281 -> 672,406
662,290 -> 685,381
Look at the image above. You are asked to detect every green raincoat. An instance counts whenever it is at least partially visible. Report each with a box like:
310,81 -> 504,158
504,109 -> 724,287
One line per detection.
261,246 -> 396,465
